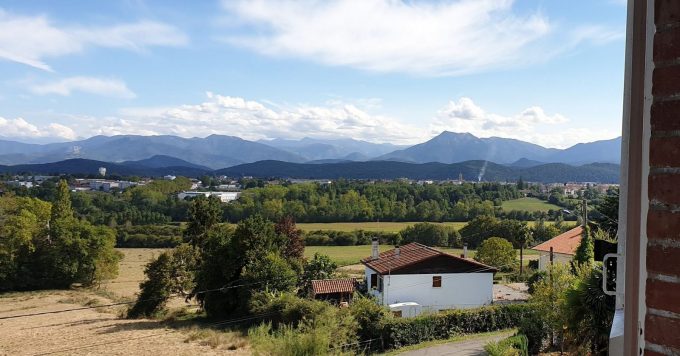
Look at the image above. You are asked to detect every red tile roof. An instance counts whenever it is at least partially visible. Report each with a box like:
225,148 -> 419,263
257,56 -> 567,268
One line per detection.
360,242 -> 495,275
531,226 -> 583,255
311,278 -> 356,295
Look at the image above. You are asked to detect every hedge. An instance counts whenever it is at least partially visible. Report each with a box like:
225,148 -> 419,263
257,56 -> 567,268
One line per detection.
381,303 -> 538,349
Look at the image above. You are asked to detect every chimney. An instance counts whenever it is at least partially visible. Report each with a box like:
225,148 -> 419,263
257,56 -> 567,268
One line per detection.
395,245 -> 400,258
371,237 -> 379,259
463,244 -> 468,259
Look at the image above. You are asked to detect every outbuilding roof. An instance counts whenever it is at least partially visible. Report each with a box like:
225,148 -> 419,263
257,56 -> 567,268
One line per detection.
360,242 -> 496,275
311,278 -> 356,295
531,226 -> 583,256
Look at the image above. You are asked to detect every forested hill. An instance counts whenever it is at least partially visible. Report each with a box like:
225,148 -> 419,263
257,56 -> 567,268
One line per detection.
0,158 -> 620,183
216,160 -> 620,183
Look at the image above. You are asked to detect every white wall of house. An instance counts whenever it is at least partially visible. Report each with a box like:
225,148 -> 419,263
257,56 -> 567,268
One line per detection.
365,267 -> 493,311
536,251 -> 573,271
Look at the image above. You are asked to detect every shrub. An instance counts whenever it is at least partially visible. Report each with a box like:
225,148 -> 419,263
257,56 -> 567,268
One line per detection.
382,303 -> 538,348
484,334 -> 529,356
564,264 -> 615,355
518,310 -> 549,355
348,296 -> 391,344
248,292 -> 358,355
305,233 -> 332,246
527,270 -> 547,294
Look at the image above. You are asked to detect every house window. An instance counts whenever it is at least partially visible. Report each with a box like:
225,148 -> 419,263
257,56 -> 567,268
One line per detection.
378,276 -> 384,292
432,276 -> 442,288
392,310 -> 402,318
370,273 -> 377,289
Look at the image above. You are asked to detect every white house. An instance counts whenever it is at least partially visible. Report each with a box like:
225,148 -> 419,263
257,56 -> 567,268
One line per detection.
361,241 -> 496,315
531,226 -> 583,271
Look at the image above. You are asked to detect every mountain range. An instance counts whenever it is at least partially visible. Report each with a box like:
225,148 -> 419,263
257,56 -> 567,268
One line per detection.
0,131 -> 621,170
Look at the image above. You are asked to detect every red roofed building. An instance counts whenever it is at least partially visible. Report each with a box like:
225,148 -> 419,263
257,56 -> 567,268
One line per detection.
361,241 -> 496,314
310,278 -> 356,303
531,226 -> 583,271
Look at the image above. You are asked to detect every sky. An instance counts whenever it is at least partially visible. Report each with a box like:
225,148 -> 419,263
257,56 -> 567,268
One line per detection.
0,0 -> 627,148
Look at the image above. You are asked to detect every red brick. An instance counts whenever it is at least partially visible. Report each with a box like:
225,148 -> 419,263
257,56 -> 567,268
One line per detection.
646,315 -> 680,350
650,137 -> 680,167
648,210 -> 680,240
655,28 -> 680,63
651,100 -> 680,131
647,279 -> 680,314
657,0 -> 680,26
653,66 -> 680,97
647,245 -> 680,276
650,174 -> 680,204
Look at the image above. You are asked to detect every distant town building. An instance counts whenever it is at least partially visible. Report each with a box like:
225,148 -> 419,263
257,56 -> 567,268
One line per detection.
4,181 -> 33,188
163,175 -> 177,181
177,191 -> 241,203
98,167 -> 107,177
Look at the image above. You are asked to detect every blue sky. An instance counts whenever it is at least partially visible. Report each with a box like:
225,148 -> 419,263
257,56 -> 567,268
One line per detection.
0,0 -> 626,148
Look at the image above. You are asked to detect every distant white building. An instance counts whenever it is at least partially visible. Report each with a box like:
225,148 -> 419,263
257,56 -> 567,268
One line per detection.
216,184 -> 240,191
163,175 -> 177,181
177,191 -> 241,203
4,181 -> 33,188
361,242 -> 496,316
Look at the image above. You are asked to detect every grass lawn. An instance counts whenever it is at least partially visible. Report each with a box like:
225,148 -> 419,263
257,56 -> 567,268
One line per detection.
297,221 -> 468,232
501,197 -> 561,213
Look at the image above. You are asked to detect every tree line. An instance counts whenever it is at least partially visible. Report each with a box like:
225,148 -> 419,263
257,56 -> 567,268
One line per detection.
0,180 -> 120,291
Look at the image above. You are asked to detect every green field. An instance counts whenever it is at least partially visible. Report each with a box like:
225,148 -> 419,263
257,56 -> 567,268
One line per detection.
501,197 -> 561,212
297,222 -> 468,232
303,245 -> 538,267
296,220 -> 556,233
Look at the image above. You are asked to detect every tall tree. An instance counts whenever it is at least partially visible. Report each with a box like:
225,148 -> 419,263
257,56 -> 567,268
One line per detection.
184,195 -> 221,248
275,216 -> 304,261
51,180 -> 73,223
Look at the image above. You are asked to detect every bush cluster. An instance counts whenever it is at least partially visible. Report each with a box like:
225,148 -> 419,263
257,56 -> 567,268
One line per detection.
304,230 -> 399,246
115,225 -> 183,248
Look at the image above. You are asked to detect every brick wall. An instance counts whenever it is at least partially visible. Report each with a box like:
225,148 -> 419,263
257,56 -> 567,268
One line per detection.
646,1 -> 680,354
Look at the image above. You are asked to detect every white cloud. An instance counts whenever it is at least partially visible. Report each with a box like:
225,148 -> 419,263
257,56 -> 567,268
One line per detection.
218,0 -> 621,76
82,92 -> 427,145
26,94 -> 617,148
0,9 -> 187,71
431,97 -> 616,148
29,76 -> 136,98
0,117 -> 76,140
